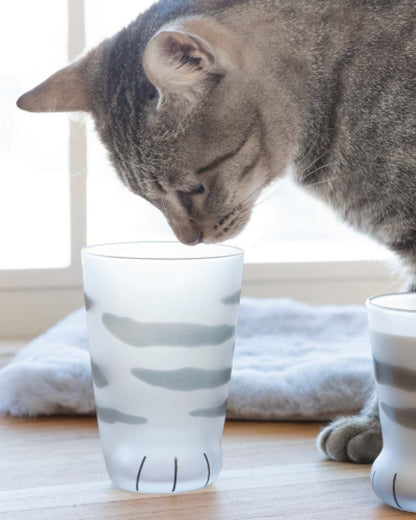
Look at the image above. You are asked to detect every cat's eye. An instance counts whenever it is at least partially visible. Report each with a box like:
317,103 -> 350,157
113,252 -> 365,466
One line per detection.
179,183 -> 205,196
188,183 -> 205,195
176,183 -> 205,214
153,179 -> 166,193
147,86 -> 158,101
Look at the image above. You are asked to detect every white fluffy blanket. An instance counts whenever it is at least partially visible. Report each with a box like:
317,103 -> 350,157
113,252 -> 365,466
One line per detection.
0,298 -> 374,420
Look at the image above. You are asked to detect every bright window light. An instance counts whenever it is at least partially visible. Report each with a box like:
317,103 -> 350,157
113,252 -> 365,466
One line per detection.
0,0 -> 70,270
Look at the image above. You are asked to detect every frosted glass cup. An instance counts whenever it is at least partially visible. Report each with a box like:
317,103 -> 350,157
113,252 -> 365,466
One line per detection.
367,293 -> 416,513
81,242 -> 244,494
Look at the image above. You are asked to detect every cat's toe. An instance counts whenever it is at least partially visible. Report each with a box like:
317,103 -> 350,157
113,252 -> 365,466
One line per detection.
317,415 -> 382,463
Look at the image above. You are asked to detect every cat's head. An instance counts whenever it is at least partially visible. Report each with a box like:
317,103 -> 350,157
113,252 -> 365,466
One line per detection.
17,16 -> 292,244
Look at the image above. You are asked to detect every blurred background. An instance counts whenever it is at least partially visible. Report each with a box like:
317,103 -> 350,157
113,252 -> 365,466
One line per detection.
0,0 -> 401,339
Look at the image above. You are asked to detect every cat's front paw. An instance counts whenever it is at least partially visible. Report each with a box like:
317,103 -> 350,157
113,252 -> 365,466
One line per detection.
317,414 -> 382,463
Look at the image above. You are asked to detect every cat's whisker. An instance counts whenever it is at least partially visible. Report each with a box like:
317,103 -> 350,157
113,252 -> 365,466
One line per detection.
253,182 -> 301,209
236,176 -> 276,210
160,197 -> 168,217
297,148 -> 333,182
253,189 -> 290,210
231,135 -> 330,212
303,174 -> 344,190
228,156 -> 338,218
253,180 -> 293,208
298,161 -> 340,184
295,131 -> 323,166
252,164 -> 343,211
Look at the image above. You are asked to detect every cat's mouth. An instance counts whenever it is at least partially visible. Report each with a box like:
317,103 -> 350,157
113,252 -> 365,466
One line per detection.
205,205 -> 252,244
170,212 -> 250,246
162,193 -> 253,245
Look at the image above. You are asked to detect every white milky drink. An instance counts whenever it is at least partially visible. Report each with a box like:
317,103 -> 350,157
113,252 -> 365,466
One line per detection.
81,242 -> 243,494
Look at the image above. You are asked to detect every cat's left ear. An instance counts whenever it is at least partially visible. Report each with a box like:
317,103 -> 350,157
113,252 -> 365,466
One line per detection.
143,30 -> 217,100
16,55 -> 92,113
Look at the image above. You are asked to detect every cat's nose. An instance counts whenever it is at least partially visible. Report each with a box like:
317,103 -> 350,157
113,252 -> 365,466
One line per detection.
184,231 -> 203,246
168,217 -> 202,246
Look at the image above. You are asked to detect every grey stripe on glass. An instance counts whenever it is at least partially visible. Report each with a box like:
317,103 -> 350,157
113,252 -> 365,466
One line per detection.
96,406 -> 147,425
381,402 -> 416,430
190,400 -> 227,417
84,293 -> 94,311
131,367 -> 232,390
91,361 -> 109,388
221,291 -> 241,305
374,358 -> 416,391
102,313 -> 235,347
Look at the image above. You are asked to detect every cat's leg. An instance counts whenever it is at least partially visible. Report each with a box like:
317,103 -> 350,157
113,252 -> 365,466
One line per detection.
317,389 -> 382,463
318,281 -> 416,463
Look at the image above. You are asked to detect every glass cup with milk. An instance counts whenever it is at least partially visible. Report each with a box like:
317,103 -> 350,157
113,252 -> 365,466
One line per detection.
367,292 -> 416,512
81,241 -> 243,494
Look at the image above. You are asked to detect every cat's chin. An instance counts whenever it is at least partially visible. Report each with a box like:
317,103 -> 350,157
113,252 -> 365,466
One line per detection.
202,217 -> 251,245
201,231 -> 242,245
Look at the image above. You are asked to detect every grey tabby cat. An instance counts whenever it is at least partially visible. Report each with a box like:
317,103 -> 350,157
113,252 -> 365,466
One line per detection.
17,0 -> 416,464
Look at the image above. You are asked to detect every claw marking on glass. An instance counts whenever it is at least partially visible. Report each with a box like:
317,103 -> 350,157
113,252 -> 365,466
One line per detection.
134,454 -> 209,492
371,470 -> 376,491
381,402 -> 416,429
91,361 -> 109,388
393,473 -> 402,510
374,358 -> 416,391
172,457 -> 178,492
84,292 -> 94,311
96,406 -> 148,425
221,290 -> 241,305
131,367 -> 232,390
190,400 -> 228,417
203,453 -> 210,486
136,456 -> 146,492
102,313 -> 235,347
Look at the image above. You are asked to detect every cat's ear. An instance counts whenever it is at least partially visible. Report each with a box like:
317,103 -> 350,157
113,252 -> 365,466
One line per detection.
143,30 -> 216,99
16,56 -> 92,113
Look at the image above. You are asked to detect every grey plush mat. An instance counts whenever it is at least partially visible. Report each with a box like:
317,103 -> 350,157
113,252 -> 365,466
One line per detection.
0,298 -> 374,420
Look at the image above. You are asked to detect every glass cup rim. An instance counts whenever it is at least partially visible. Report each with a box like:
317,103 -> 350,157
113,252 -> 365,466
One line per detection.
366,292 -> 416,314
81,240 -> 244,261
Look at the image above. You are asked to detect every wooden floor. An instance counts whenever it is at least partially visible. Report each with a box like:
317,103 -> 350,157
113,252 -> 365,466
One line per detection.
0,341 -> 412,519
0,416 -> 413,520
